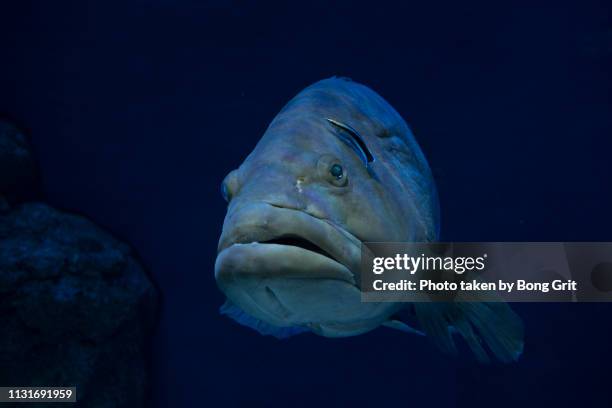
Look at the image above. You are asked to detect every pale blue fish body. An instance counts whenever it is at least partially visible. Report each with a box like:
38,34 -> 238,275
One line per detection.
215,77 -> 523,363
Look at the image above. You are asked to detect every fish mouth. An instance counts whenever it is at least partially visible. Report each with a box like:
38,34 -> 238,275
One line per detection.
214,202 -> 363,327
259,235 -> 338,264
216,202 -> 362,285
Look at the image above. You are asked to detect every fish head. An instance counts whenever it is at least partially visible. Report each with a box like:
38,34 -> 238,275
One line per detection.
215,78 -> 439,337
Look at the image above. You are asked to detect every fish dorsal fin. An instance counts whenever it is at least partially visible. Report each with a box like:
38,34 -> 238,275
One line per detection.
220,300 -> 310,339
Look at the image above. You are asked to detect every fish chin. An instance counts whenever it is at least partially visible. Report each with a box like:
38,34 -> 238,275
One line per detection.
215,242 -> 392,336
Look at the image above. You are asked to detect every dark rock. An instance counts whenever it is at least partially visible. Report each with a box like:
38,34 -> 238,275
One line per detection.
0,203 -> 159,407
0,120 -> 41,204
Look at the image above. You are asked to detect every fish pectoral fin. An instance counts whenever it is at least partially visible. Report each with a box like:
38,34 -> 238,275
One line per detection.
383,320 -> 425,336
220,300 -> 310,339
414,297 -> 524,364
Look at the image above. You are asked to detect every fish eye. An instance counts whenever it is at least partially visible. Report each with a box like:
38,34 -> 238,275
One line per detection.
317,155 -> 348,187
221,181 -> 230,202
221,169 -> 240,202
330,164 -> 344,180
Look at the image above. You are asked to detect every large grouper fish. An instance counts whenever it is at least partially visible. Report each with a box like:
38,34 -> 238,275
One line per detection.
215,77 -> 523,363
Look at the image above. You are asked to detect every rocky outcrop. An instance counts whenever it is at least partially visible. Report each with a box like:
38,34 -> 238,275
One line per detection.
0,203 -> 159,407
0,120 -> 159,407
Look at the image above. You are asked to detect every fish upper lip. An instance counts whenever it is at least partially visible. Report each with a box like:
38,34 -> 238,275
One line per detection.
217,201 -> 362,283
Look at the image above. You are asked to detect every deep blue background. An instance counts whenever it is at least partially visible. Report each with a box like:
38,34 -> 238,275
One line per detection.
1,1 -> 612,407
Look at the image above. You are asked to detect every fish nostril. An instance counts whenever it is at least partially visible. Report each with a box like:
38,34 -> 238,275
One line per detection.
295,177 -> 305,193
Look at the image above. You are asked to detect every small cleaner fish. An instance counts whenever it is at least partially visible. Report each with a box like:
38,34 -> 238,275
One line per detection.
215,77 -> 523,363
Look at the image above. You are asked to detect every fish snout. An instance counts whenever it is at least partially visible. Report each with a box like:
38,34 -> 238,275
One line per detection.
220,149 -> 351,209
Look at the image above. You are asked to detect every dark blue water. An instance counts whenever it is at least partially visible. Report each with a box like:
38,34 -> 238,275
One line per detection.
1,1 -> 611,406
